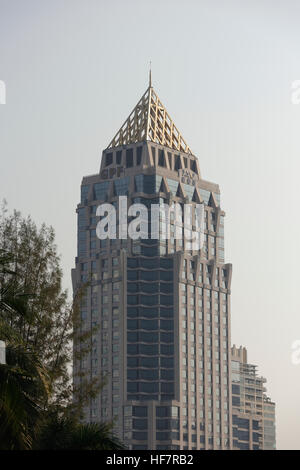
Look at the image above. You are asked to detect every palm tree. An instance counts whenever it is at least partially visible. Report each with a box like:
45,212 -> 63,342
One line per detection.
35,413 -> 125,450
0,345 -> 49,449
0,249 -> 49,449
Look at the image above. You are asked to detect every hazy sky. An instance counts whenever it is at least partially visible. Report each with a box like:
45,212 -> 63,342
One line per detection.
1,0 -> 300,449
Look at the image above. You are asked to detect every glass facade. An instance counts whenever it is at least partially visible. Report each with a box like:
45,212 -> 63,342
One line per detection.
127,257 -> 174,402
94,181 -> 109,201
135,174 -> 162,194
114,176 -> 130,196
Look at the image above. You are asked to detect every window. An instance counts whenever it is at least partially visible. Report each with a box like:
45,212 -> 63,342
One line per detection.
116,150 -> 122,165
81,185 -> 89,203
160,332 -> 173,343
166,178 -> 179,196
140,382 -> 158,393
139,357 -> 159,368
140,344 -> 158,355
158,149 -> 166,167
139,294 -> 158,306
183,183 -> 194,201
161,369 -> 174,380
160,271 -> 172,281
160,344 -> 174,356
132,432 -> 148,441
140,319 -> 158,330
191,159 -> 197,174
146,177 -> 163,194
126,149 -> 133,167
131,406 -> 147,417
81,262 -> 88,271
133,419 -> 147,430
137,147 -> 142,165
94,181 -> 109,201
105,153 -> 113,166
161,320 -> 173,330
199,188 -> 211,204
174,155 -> 181,170
161,357 -> 173,368
141,369 -> 159,379
156,407 -> 171,417
114,177 -> 129,196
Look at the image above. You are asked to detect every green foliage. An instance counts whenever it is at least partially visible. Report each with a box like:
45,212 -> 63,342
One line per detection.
35,413 -> 125,450
0,204 -> 101,410
0,204 -> 123,450
0,206 -> 73,408
0,248 -> 49,449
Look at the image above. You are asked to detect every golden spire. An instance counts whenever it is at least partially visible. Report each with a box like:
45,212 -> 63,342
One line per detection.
107,79 -> 191,154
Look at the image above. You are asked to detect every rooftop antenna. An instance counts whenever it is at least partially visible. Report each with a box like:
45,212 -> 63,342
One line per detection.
149,60 -> 152,88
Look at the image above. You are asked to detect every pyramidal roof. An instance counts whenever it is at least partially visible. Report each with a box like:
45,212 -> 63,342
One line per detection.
107,81 -> 191,154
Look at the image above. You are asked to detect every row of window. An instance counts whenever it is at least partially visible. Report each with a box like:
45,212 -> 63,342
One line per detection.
128,270 -> 173,281
128,432 -> 228,443
127,306 -> 173,318
128,257 -> 173,269
127,333 -> 173,347
127,382 -> 174,394
127,282 -> 173,293
127,356 -> 172,368
128,319 -> 173,331
127,369 -> 174,380
104,147 -> 143,169
127,345 -> 174,360
128,294 -> 173,306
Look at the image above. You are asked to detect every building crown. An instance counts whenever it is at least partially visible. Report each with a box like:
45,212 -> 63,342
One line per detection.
107,82 -> 191,154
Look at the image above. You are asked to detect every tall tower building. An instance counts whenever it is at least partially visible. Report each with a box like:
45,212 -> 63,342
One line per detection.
72,81 -> 233,450
231,345 -> 276,450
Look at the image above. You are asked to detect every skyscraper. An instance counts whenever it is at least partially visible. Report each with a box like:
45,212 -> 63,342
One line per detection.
72,79 -> 234,450
231,345 -> 276,450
